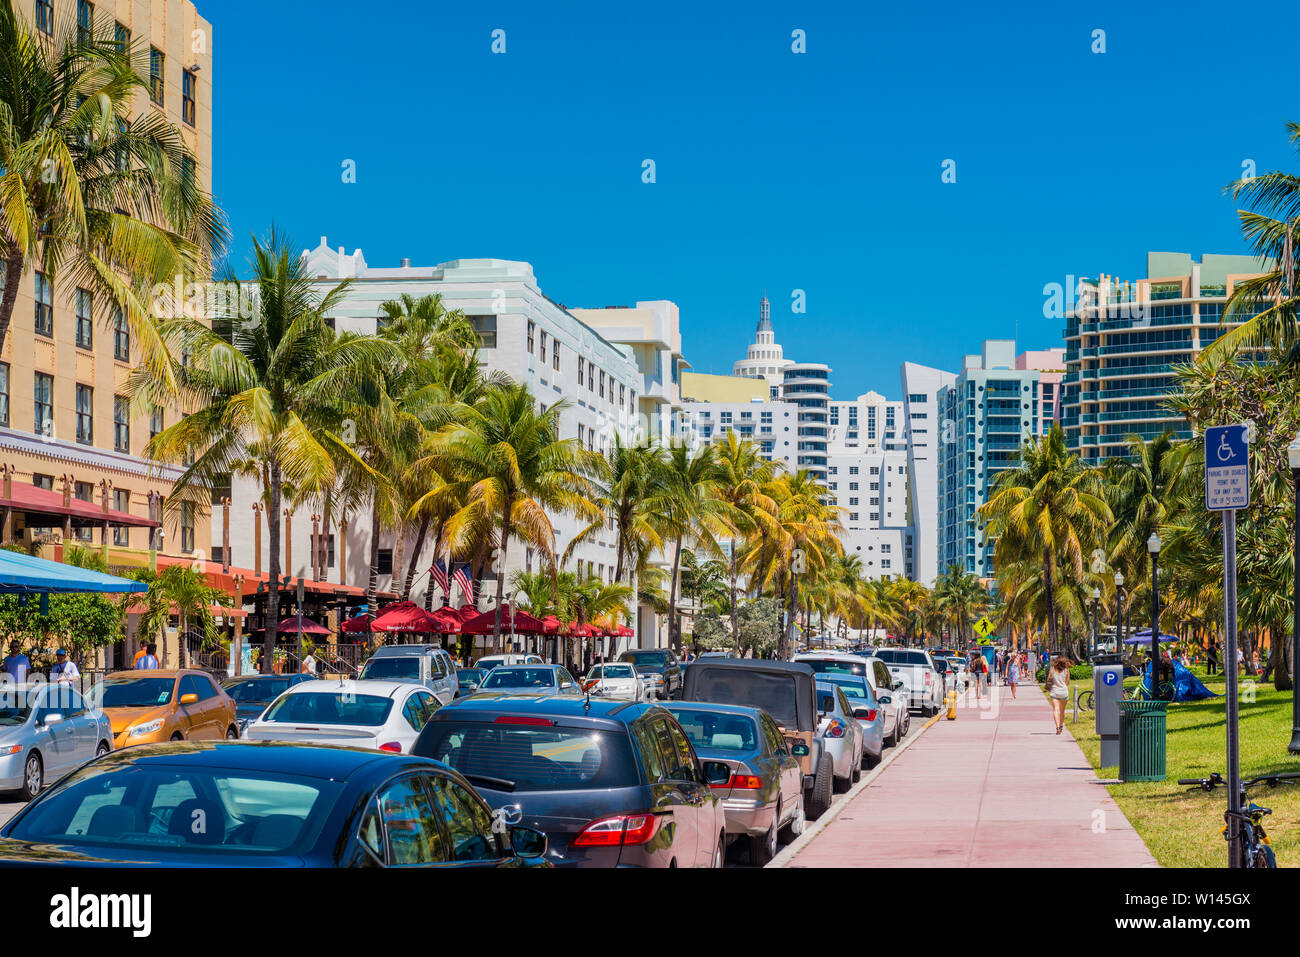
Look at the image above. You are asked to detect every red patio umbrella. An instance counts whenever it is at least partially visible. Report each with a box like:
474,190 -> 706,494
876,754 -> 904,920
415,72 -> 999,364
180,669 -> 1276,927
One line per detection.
462,603 -> 547,635
541,615 -> 565,635
456,603 -> 479,622
340,601 -> 437,634
568,622 -> 593,638
277,615 -> 331,635
430,606 -> 463,634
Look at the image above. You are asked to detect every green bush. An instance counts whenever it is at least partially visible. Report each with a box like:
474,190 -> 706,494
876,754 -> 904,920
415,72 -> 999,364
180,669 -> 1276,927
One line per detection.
1035,664 -> 1093,683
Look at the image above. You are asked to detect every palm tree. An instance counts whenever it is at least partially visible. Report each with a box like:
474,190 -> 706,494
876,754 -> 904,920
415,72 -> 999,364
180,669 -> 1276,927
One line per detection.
564,436 -> 664,588
136,230 -> 397,673
419,383 -> 605,648
978,425 -> 1112,649
712,431 -> 779,651
0,2 -> 226,379
129,564 -> 231,669
1103,431 -> 1196,583
933,563 -> 989,645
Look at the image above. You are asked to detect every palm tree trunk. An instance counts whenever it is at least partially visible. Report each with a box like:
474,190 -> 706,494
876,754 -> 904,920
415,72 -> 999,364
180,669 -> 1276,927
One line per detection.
666,535 -> 685,654
366,500 -> 381,610
728,537 -> 740,654
178,612 -> 188,670
493,501 -> 512,649
402,514 -> 431,599
424,525 -> 444,612
0,241 -> 23,358
783,574 -> 800,659
1042,548 -> 1058,650
264,463 -> 283,675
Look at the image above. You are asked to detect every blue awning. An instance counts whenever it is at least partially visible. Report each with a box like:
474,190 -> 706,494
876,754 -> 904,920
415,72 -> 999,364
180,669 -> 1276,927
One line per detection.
0,549 -> 147,594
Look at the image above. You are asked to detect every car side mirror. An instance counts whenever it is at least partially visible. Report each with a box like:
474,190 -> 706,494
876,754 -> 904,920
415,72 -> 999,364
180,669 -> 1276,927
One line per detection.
179,693 -> 199,705
878,695 -> 892,705
560,682 -> 572,690
893,681 -> 904,691
790,742 -> 810,757
509,825 -> 548,860
702,760 -> 731,787
41,712 -> 63,726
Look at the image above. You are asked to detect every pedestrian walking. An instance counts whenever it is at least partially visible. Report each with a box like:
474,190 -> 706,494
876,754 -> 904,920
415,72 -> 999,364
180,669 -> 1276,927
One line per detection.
50,649 -> 79,685
969,652 -> 988,699
1045,657 -> 1072,734
135,643 -> 160,669
1,641 -> 30,684
1006,652 -> 1020,699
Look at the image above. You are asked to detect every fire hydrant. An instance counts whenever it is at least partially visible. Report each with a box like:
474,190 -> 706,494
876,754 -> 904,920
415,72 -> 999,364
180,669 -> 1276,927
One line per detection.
946,688 -> 958,720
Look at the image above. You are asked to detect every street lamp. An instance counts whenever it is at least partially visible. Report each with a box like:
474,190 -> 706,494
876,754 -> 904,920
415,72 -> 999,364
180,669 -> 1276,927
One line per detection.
1288,432 -> 1300,753
1114,571 -> 1125,657
1091,586 -> 1101,663
1148,532 -> 1163,698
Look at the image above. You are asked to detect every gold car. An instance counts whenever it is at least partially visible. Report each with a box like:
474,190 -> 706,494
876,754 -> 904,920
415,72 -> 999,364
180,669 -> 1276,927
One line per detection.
91,670 -> 239,749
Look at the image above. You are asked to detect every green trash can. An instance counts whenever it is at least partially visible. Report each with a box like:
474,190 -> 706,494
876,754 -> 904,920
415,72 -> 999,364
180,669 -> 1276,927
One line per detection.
1117,699 -> 1167,781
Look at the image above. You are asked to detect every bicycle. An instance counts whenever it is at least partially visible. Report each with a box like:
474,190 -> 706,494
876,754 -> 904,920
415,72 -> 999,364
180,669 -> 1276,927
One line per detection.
1122,671 -> 1175,701
1177,771 -> 1300,867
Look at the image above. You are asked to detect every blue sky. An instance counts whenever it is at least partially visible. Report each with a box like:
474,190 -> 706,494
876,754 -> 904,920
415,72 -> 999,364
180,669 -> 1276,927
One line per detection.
213,0 -> 1300,399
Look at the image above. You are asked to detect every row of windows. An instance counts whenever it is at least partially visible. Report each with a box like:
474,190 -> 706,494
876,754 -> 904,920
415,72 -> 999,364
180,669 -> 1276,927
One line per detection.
33,273 -> 131,359
5,365 -> 162,452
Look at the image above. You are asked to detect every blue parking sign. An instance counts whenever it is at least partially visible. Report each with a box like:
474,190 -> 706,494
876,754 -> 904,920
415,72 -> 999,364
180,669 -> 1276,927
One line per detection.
1103,671 -> 1117,686
1205,423 -> 1250,511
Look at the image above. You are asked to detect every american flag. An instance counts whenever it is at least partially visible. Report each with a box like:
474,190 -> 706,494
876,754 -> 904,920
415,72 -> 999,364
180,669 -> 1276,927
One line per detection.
453,563 -> 474,603
430,558 -> 449,596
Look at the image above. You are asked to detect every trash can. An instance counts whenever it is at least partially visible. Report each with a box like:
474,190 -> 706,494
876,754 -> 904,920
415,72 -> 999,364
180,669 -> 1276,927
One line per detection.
1117,699 -> 1167,782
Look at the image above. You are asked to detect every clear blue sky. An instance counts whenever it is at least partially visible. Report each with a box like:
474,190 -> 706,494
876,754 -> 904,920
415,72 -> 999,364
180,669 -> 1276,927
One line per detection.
212,0 -> 1300,399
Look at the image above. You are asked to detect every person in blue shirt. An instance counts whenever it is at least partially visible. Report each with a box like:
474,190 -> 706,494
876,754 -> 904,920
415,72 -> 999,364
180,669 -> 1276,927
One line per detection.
2,641 -> 30,683
134,643 -> 160,670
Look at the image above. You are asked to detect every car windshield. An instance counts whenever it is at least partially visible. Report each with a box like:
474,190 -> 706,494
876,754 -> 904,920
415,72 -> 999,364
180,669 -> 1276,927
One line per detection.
0,695 -> 35,726
481,668 -> 555,690
8,762 -> 342,856
456,669 -> 486,684
619,652 -> 667,673
872,650 -> 930,666
222,679 -> 293,704
261,693 -> 394,727
359,658 -> 420,680
599,665 -> 634,679
821,676 -> 870,701
799,658 -> 865,676
669,709 -> 758,751
87,678 -> 174,709
416,721 -> 639,791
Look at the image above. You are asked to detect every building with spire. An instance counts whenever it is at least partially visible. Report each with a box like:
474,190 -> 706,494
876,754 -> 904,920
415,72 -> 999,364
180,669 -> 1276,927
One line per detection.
733,296 -> 792,392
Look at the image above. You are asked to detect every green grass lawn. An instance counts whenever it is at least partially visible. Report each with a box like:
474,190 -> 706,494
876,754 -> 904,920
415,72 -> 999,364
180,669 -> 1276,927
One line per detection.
1065,668 -> 1300,867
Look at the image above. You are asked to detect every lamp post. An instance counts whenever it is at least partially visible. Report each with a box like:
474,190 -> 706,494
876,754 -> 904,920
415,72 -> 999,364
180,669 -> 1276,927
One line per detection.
1288,432 -> 1300,753
1114,571 -> 1125,658
1148,532 -> 1163,698
1091,586 -> 1101,663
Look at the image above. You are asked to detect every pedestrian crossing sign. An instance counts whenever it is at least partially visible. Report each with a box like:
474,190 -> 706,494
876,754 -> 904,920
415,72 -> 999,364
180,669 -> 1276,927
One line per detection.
974,617 -> 994,638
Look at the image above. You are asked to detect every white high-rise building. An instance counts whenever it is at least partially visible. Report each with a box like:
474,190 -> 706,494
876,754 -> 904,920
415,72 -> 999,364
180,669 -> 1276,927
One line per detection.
899,362 -> 958,585
733,296 -> 792,390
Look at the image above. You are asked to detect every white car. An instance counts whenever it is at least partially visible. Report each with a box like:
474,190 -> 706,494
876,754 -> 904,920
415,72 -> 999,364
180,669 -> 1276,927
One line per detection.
474,653 -> 545,671
581,662 -> 645,700
0,683 -> 113,801
244,679 -> 439,754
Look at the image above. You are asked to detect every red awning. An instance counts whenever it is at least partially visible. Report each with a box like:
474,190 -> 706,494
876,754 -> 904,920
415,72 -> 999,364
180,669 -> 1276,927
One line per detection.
1,480 -> 158,527
456,603 -> 479,622
340,600 -> 437,634
430,606 -> 463,634
462,603 -> 548,635
541,615 -> 564,635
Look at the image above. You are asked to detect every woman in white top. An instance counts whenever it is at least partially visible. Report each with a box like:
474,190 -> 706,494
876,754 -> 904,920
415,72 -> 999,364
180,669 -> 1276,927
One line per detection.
1045,657 -> 1072,734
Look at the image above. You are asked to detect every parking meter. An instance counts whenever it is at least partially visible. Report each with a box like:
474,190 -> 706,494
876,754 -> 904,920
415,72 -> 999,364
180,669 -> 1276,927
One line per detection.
1095,663 -> 1124,767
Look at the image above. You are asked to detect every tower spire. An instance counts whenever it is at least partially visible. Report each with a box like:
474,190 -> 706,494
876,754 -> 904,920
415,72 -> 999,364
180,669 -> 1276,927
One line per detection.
757,295 -> 772,334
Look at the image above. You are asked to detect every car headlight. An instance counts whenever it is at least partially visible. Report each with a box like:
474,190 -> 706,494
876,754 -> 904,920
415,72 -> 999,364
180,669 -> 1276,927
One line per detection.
128,719 -> 165,737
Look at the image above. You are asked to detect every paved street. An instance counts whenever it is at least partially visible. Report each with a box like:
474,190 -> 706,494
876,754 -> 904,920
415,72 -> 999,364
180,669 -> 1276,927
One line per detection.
782,685 -> 1158,867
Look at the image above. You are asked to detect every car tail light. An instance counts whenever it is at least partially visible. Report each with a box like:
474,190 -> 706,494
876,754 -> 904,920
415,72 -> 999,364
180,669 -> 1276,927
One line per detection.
494,715 -> 556,726
722,774 -> 763,790
824,719 -> 846,739
378,742 -> 402,752
858,709 -> 878,722
571,813 -> 659,847
924,671 -> 932,685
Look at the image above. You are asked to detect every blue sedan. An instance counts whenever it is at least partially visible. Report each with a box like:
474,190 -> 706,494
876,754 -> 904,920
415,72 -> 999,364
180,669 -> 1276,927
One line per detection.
0,742 -> 550,867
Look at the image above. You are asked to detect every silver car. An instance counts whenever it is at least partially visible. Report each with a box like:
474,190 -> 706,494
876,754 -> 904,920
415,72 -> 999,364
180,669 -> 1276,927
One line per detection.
663,702 -> 804,866
0,683 -> 113,801
858,656 -> 911,746
816,683 -> 864,793
476,665 -> 582,696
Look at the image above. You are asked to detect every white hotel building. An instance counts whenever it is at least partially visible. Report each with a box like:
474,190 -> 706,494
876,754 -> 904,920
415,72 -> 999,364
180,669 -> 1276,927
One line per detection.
215,239 -> 652,639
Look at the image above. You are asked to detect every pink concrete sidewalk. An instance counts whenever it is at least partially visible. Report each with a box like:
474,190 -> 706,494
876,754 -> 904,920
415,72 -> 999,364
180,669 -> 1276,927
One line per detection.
787,683 -> 1158,867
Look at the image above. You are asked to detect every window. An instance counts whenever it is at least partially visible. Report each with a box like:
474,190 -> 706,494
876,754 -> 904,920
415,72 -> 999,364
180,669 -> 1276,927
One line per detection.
34,374 -> 53,438
551,339 -> 559,371
74,482 -> 94,541
77,1 -> 94,43
34,272 -> 53,337
113,396 -> 130,453
32,474 -> 53,491
578,356 -> 584,386
538,330 -> 547,363
150,406 -> 164,440
113,489 -> 130,546
0,362 -> 8,427
149,47 -> 165,106
619,383 -> 626,408
181,501 -> 195,553
427,775 -> 500,863
75,385 -> 93,445
113,306 -> 129,360
36,0 -> 53,34
377,548 -> 393,575
182,69 -> 196,126
376,775 -> 446,865
587,362 -> 594,391
849,466 -> 859,475
526,320 -> 535,353
599,370 -> 605,399
469,315 -> 496,349
849,482 -> 858,491
75,288 -> 93,349
113,21 -> 130,53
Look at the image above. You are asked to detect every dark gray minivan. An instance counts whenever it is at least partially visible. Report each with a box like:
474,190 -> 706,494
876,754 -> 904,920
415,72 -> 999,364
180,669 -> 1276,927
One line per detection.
412,694 -> 728,867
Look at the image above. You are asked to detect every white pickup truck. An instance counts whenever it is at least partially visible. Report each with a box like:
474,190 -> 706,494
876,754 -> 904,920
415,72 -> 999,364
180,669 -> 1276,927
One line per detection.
870,648 -> 944,716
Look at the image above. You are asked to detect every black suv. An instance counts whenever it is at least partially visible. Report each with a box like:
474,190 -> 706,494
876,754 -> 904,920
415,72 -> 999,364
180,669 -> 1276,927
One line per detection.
617,648 -> 682,699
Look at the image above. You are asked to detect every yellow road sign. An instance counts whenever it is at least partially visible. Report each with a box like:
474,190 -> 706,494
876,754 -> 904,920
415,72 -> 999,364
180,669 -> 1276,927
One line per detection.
974,617 -> 994,638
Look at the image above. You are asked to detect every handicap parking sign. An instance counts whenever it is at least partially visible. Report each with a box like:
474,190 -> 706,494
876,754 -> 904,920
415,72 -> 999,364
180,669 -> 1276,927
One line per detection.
1205,423 -> 1250,511
1103,671 -> 1117,686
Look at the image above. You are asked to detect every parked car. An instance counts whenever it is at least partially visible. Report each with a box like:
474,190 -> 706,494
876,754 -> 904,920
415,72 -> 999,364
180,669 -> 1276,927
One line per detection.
871,648 -> 944,715
793,651 -> 870,678
221,674 -> 316,736
680,659 -> 834,821
581,662 -> 645,701
617,648 -> 683,699
695,651 -> 733,660
244,680 -> 439,754
0,684 -> 113,802
357,645 -> 458,705
816,683 -> 864,792
662,702 -> 803,865
452,667 -> 488,698
856,656 -> 910,746
88,671 -> 239,750
474,653 -> 545,671
414,694 -> 729,867
0,742 -> 549,867
477,665 -> 582,696
813,673 -> 884,768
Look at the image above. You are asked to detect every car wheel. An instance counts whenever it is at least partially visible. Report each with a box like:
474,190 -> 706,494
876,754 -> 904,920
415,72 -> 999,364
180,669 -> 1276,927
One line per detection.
851,759 -> 861,784
807,756 -> 833,820
19,752 -> 42,802
750,806 -> 779,867
712,833 -> 725,869
779,792 -> 805,843
865,748 -> 882,770
226,725 -> 238,740
884,723 -> 898,748
170,732 -> 183,741
95,741 -> 110,758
